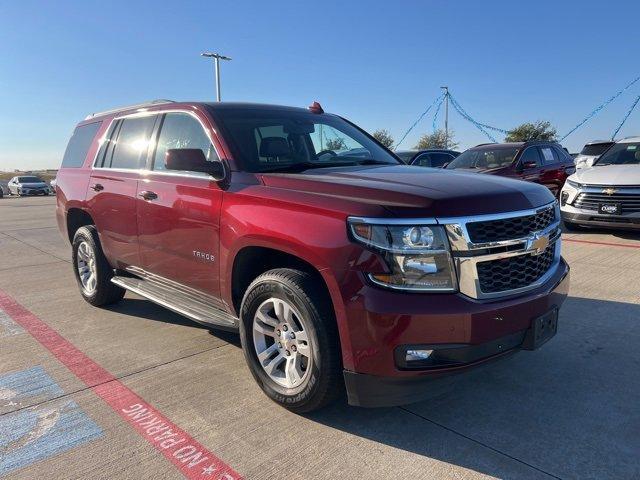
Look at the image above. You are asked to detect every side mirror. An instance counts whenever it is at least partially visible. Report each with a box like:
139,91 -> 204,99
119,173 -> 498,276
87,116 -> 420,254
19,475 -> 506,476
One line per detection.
442,162 -> 450,168
517,160 -> 537,172
165,149 -> 225,179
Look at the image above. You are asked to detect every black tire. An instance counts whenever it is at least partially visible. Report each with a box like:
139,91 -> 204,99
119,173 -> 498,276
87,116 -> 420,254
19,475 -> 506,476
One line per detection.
72,226 -> 125,306
239,268 -> 342,413
563,220 -> 584,231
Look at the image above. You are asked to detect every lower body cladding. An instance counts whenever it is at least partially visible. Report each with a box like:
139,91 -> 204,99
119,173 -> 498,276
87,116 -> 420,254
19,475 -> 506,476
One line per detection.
341,258 -> 570,408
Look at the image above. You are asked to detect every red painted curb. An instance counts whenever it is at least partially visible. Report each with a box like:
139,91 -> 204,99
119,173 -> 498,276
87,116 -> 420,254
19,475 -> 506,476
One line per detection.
0,291 -> 242,480
564,238 -> 640,249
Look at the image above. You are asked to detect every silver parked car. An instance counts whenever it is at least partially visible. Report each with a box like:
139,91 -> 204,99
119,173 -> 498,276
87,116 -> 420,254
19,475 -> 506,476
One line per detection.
7,176 -> 53,196
561,136 -> 640,230
574,140 -> 614,169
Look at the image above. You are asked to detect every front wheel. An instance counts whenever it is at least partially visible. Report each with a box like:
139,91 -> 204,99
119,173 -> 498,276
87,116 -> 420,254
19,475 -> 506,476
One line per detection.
72,226 -> 125,306
239,268 -> 342,413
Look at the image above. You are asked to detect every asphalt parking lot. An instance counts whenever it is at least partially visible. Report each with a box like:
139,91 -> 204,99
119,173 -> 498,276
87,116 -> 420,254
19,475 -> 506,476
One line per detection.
0,196 -> 638,480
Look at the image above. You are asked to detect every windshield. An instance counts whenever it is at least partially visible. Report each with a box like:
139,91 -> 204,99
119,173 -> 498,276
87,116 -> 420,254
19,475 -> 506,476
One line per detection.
580,143 -> 613,157
211,107 -> 400,173
595,142 -> 640,166
18,176 -> 43,183
446,147 -> 519,170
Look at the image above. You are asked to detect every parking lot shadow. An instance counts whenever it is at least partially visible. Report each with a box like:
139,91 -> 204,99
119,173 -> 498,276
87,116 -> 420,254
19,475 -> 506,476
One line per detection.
307,295 -> 640,480
563,222 -> 640,241
106,297 -> 241,345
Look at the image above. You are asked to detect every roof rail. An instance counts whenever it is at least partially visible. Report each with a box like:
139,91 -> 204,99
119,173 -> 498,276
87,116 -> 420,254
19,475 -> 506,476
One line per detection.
84,99 -> 175,120
474,142 -> 497,147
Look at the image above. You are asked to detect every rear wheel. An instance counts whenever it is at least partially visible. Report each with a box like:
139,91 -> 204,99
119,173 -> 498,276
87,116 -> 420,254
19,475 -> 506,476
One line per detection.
239,268 -> 342,413
72,226 -> 125,306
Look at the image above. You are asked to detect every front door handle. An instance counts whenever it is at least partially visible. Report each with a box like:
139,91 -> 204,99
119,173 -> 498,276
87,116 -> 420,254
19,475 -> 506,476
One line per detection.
90,183 -> 104,192
138,190 -> 158,201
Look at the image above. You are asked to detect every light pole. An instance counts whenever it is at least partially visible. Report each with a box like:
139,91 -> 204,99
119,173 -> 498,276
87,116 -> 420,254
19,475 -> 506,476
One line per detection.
441,86 -> 449,148
201,52 -> 232,101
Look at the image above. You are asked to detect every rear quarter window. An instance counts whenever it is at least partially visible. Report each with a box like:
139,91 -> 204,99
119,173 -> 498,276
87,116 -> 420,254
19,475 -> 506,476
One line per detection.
61,121 -> 102,168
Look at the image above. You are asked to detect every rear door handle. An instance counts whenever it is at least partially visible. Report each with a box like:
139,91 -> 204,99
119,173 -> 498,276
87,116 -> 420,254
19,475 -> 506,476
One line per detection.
138,190 -> 158,201
90,183 -> 104,192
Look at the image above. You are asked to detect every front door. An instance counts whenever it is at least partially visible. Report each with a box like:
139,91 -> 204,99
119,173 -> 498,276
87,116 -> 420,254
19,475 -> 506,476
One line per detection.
136,111 -> 224,302
86,114 -> 158,269
515,146 -> 542,184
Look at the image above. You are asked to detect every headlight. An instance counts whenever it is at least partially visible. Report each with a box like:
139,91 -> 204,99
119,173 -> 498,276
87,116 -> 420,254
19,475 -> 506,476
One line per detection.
348,220 -> 457,291
566,179 -> 582,189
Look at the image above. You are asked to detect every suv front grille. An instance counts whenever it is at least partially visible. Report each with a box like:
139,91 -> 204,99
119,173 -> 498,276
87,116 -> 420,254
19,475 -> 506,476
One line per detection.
574,191 -> 640,213
476,244 -> 556,293
466,205 -> 556,243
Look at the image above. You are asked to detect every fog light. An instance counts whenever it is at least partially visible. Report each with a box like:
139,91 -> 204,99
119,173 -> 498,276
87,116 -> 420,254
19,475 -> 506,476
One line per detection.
406,349 -> 433,362
560,191 -> 569,206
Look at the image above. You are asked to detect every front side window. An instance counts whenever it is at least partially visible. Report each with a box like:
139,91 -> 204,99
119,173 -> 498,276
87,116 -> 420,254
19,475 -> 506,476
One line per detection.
153,113 -> 218,171
447,148 -> 518,170
213,108 -> 399,173
519,147 -> 541,167
62,121 -> 102,168
106,115 -> 157,169
596,142 -> 640,165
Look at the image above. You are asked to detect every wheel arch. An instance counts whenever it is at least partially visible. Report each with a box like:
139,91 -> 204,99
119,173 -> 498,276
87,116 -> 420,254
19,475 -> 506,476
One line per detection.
66,208 -> 95,243
228,243 -> 354,370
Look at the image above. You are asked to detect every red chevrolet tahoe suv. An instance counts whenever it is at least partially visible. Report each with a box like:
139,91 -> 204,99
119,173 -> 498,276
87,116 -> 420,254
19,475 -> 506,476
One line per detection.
56,100 -> 569,412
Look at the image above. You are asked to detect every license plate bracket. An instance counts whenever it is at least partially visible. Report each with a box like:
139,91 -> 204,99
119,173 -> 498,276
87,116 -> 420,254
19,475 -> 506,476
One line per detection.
598,202 -> 621,215
522,308 -> 558,350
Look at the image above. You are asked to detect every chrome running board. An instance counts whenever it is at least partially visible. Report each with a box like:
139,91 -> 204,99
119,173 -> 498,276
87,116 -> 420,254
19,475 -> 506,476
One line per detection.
111,275 -> 238,331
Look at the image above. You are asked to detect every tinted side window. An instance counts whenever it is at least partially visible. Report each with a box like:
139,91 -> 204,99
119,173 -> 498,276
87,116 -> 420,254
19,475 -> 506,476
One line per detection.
519,147 -> 542,167
554,146 -> 573,163
413,153 -> 432,167
61,122 -> 102,168
539,147 -> 558,165
107,116 -> 157,169
153,113 -> 218,171
430,153 -> 454,167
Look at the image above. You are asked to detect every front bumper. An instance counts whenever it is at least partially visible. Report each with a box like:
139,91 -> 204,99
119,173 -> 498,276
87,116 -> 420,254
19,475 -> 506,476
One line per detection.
561,205 -> 640,230
341,258 -> 570,407
18,188 -> 50,195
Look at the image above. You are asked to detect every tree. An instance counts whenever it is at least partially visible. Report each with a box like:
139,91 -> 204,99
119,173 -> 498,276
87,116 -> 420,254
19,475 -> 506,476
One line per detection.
325,137 -> 346,151
372,129 -> 394,148
415,129 -> 458,150
505,121 -> 557,142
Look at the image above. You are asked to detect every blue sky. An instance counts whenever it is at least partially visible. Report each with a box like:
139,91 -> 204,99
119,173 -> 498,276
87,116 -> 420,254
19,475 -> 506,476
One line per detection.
1,0 -> 639,170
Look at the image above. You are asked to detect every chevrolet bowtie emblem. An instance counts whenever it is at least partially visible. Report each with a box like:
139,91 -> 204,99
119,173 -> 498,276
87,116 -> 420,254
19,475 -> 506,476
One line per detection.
527,232 -> 550,255
602,187 -> 617,195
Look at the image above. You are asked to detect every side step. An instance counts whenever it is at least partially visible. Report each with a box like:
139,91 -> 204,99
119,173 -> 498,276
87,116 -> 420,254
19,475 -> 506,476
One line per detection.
111,275 -> 239,331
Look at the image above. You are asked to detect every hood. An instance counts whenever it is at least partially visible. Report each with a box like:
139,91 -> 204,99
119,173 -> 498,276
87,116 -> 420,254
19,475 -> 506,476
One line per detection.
18,182 -> 47,187
572,164 -> 640,186
260,165 -> 554,218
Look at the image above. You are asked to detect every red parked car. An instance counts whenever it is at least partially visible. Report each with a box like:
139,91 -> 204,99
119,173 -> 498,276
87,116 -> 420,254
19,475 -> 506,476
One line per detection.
56,100 -> 569,412
444,141 -> 576,197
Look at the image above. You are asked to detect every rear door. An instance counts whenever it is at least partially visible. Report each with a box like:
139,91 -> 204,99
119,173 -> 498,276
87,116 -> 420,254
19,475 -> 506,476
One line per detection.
136,111 -> 224,302
538,146 -> 563,196
86,114 -> 158,268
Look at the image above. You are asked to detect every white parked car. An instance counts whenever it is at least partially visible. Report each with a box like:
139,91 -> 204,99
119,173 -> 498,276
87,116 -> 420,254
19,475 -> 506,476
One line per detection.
560,136 -> 640,230
7,176 -> 53,196
574,140 -> 614,169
